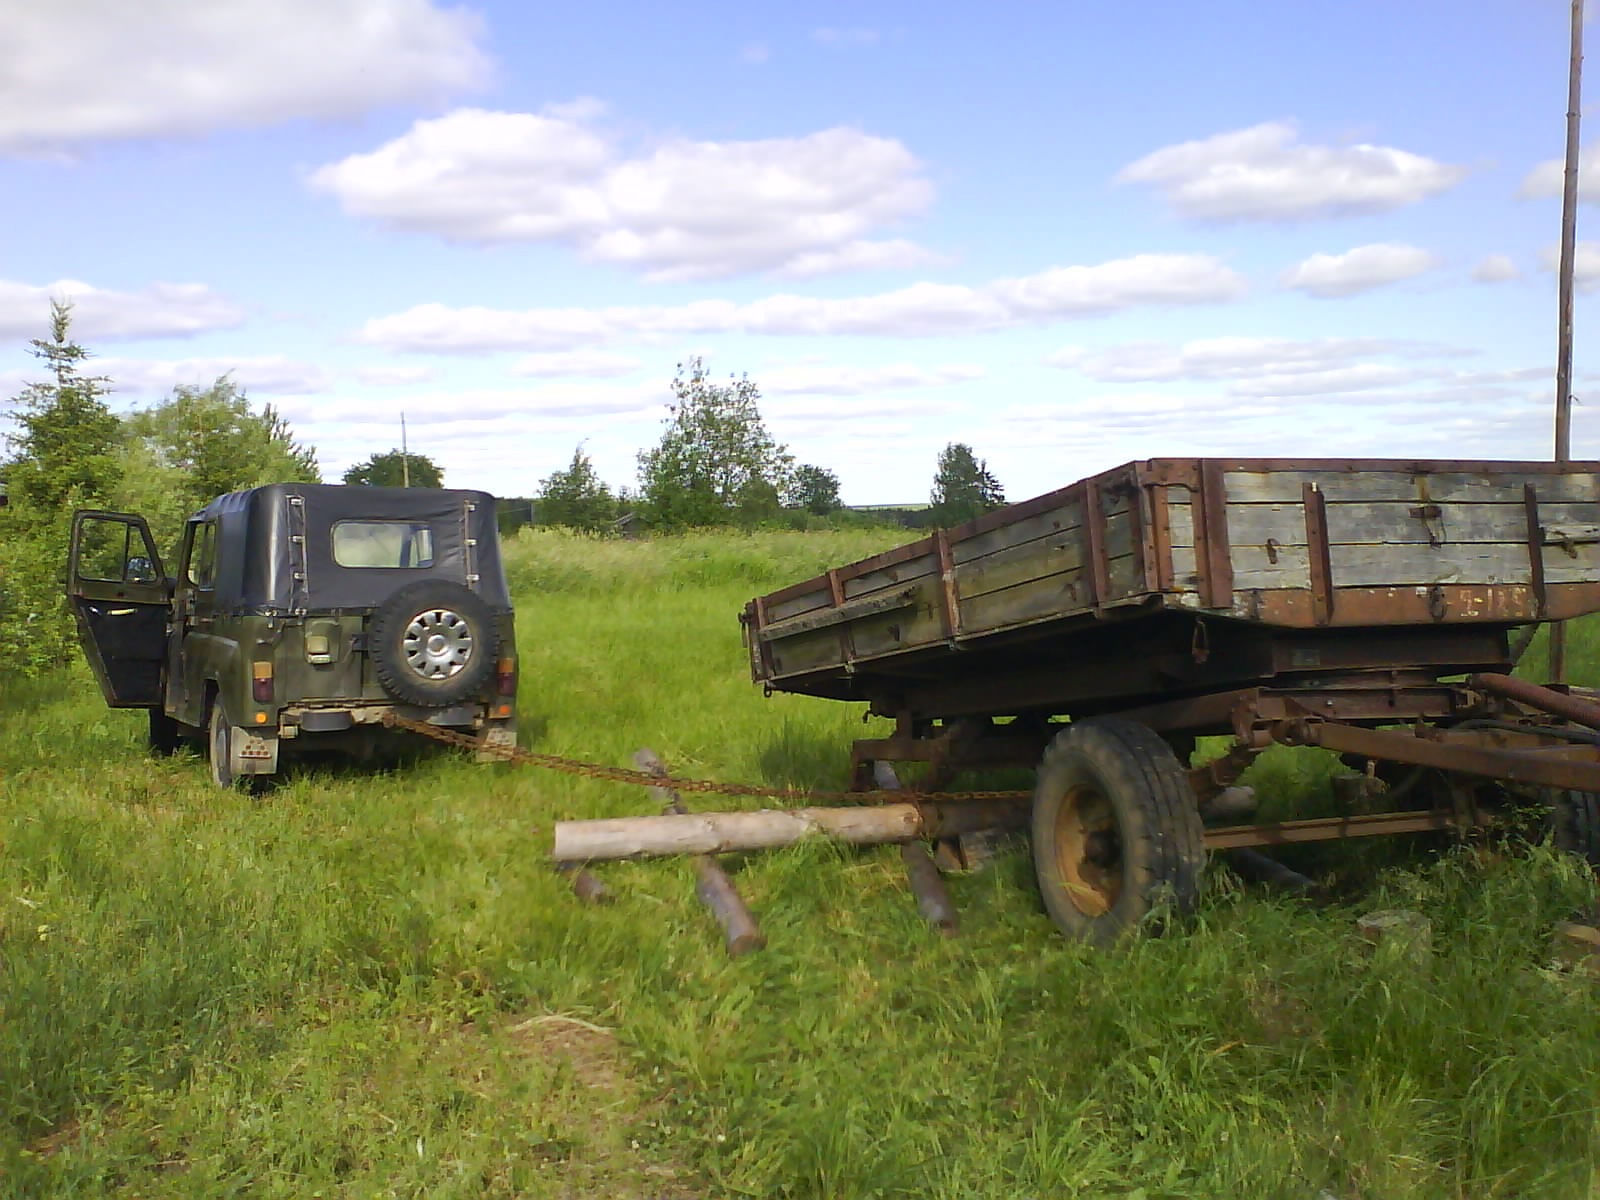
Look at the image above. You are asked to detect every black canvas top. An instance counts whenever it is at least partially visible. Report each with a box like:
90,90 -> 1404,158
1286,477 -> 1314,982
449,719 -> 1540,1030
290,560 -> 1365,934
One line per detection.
192,484 -> 511,612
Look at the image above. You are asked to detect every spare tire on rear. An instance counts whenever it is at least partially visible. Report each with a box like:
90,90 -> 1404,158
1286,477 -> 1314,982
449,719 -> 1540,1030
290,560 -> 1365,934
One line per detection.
370,579 -> 497,707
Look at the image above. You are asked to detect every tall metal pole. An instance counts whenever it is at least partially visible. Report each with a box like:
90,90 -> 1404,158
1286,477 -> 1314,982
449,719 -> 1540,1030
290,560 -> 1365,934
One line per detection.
1552,0 -> 1584,683
401,412 -> 411,488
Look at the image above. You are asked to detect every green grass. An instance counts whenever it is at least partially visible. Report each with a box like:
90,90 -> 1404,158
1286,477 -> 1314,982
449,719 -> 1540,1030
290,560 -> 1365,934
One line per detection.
3,527 -> 1599,1197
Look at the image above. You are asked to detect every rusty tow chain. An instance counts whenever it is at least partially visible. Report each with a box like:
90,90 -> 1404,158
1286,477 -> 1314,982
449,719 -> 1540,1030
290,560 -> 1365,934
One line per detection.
382,712 -> 1032,805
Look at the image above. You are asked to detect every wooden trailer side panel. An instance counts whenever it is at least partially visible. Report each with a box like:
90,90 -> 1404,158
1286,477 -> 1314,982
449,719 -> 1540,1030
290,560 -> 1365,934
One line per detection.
757,467 -> 1154,681
748,459 -> 1600,688
1165,466 -> 1600,625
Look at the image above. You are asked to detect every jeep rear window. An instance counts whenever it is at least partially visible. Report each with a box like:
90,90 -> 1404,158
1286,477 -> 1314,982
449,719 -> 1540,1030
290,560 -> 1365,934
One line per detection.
331,521 -> 435,569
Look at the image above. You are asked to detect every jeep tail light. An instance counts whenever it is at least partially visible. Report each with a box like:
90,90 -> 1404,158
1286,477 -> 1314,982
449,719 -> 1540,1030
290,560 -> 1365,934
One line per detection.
252,661 -> 274,704
496,655 -> 517,696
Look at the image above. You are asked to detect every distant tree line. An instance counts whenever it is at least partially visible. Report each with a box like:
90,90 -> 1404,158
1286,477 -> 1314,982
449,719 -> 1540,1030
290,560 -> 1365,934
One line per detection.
522,356 -> 1005,536
1,306 -> 1007,674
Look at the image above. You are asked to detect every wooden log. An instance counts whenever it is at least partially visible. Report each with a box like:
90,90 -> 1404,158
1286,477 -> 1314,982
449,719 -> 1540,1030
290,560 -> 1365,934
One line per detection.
552,799 -> 1031,863
901,842 -> 959,935
873,762 -> 959,936
633,749 -> 765,958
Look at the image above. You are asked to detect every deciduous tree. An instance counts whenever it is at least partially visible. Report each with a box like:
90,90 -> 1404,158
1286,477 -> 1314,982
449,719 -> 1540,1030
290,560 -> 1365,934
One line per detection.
785,464 -> 843,515
637,358 -> 793,528
536,444 -> 616,532
342,449 -> 443,488
930,442 -> 1005,527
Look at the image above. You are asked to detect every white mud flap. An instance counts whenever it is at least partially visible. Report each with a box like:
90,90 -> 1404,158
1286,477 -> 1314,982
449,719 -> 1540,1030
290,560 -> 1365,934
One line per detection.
475,722 -> 517,764
232,727 -> 280,775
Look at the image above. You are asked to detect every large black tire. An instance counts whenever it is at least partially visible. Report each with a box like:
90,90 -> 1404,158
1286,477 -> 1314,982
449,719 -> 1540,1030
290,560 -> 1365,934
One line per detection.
208,702 -> 236,789
1547,789 -> 1600,869
369,580 -> 497,708
1031,718 -> 1206,946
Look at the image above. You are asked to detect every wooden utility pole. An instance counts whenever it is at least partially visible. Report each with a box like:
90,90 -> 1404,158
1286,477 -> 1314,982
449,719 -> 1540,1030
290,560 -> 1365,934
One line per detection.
401,412 -> 411,488
1552,0 -> 1585,682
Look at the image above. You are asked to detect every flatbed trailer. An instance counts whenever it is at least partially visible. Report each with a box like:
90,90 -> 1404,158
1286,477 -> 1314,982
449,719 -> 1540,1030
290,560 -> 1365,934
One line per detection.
744,458 -> 1600,943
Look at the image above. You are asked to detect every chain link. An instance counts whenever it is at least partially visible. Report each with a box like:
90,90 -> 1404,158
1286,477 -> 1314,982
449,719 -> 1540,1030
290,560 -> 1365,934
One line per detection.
382,712 -> 1032,804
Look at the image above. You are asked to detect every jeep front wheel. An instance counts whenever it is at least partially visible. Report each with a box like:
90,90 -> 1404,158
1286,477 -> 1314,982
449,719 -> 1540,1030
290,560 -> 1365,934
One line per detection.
369,580 -> 497,707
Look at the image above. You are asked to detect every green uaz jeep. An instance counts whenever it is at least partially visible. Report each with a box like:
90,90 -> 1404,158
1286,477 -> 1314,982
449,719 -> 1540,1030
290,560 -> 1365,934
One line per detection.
68,484 -> 518,787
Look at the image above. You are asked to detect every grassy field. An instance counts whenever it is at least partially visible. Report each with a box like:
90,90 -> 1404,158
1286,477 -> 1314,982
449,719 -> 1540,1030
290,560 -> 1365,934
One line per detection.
3,527 -> 1600,1198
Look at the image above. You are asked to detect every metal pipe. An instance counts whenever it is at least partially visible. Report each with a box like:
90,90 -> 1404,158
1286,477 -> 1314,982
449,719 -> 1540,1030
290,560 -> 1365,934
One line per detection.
1470,672 -> 1600,731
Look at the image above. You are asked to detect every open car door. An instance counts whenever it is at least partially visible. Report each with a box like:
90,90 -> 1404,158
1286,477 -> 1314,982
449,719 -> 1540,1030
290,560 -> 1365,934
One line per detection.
67,510 -> 170,708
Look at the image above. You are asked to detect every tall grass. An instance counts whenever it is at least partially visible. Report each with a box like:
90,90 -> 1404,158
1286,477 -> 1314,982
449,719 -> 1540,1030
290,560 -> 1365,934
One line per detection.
1,528 -> 1597,1197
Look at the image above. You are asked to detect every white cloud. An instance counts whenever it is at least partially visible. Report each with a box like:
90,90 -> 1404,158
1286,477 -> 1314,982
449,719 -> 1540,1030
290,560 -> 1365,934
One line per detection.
353,365 -> 437,387
277,382 -> 667,427
1539,241 -> 1600,292
1046,335 -> 1454,382
1116,121 -> 1466,221
0,279 -> 245,341
1518,148 -> 1600,200
0,0 -> 488,155
96,356 -> 329,396
309,107 -> 935,281
356,253 -> 1247,351
1225,363 -> 1421,397
759,363 -> 985,395
781,240 -> 942,278
1281,243 -> 1439,297
512,351 -> 642,377
1472,254 -> 1520,283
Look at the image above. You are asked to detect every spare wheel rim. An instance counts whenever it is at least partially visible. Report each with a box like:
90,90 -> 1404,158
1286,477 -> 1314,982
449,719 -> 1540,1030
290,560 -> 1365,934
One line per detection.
402,608 -> 473,679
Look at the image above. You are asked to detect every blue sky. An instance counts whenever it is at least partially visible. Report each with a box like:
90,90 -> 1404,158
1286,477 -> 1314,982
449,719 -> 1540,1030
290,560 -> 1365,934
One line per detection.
1,0 -> 1595,504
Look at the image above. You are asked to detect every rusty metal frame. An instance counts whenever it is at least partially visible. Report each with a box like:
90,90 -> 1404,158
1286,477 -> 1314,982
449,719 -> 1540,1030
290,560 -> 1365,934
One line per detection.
1275,718 -> 1600,792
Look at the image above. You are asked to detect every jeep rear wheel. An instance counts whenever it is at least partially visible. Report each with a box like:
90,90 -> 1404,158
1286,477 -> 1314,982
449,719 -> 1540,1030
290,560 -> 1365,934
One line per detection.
208,703 -> 236,789
370,580 -> 497,707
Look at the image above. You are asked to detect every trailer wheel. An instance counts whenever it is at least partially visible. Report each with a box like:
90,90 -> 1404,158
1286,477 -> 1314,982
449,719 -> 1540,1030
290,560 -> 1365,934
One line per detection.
1547,789 -> 1600,868
1031,719 -> 1205,945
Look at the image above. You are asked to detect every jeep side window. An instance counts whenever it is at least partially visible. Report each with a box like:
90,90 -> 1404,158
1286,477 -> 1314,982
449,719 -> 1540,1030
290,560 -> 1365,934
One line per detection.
331,521 -> 435,569
186,521 -> 218,589
77,517 -> 147,583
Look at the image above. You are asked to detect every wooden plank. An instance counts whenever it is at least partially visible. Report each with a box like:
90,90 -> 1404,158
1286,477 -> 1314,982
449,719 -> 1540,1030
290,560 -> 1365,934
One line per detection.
1106,551 -> 1143,598
1192,463 -> 1233,607
934,528 -> 961,640
1150,485 -> 1175,592
759,586 -> 918,642
950,499 -> 1083,565
848,594 -> 947,657
1223,469 -> 1600,505
1084,480 -> 1110,606
1174,499 -> 1600,550
959,568 -> 1096,635
1526,485 -> 1548,618
766,629 -> 857,677
955,536 -> 1088,603
841,552 -> 939,601
766,585 -> 833,622
1304,483 -> 1334,625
